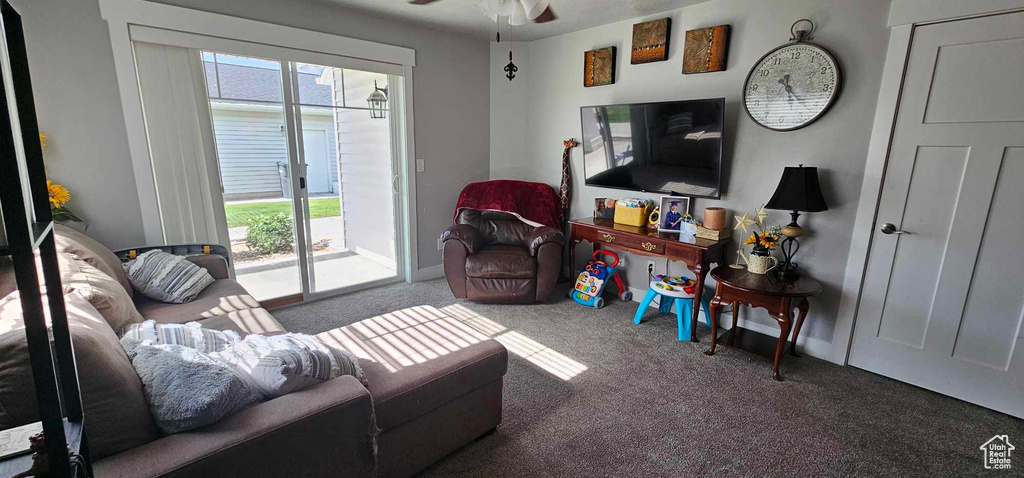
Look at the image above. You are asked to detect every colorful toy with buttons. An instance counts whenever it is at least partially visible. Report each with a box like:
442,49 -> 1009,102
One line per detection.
652,275 -> 698,295
572,249 -> 631,308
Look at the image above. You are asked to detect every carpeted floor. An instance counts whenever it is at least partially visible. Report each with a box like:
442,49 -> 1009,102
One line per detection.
273,279 -> 1023,477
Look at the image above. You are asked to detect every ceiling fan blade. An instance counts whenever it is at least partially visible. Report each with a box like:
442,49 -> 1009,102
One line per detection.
408,0 -> 440,4
521,0 -> 546,18
532,6 -> 557,23
509,1 -> 529,26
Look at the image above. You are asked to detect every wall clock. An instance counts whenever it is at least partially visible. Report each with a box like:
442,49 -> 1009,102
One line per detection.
743,20 -> 841,131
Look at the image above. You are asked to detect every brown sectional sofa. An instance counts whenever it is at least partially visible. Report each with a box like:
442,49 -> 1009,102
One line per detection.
0,226 -> 507,477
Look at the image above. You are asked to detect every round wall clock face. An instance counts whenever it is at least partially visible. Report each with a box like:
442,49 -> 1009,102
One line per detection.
743,42 -> 841,131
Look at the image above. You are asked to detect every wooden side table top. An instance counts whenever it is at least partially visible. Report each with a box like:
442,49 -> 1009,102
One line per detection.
710,266 -> 822,298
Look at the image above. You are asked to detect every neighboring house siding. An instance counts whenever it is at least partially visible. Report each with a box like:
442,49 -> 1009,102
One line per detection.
332,68 -> 396,266
211,104 -> 338,200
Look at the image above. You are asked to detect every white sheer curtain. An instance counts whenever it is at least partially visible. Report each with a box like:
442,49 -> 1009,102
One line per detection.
132,41 -> 226,246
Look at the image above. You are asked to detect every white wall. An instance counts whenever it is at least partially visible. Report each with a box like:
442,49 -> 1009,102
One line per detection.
11,0 -> 146,250
490,0 -> 892,356
14,0 -> 489,269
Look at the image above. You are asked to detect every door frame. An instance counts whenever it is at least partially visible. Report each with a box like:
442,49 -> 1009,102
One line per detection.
99,0 -> 423,286
832,1 -> 1024,365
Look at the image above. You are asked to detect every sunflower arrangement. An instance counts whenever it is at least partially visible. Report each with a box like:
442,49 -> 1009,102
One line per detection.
47,180 -> 84,224
734,205 -> 781,254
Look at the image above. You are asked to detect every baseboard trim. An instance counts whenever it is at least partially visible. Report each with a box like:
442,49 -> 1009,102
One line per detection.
412,264 -> 444,282
626,285 -> 834,361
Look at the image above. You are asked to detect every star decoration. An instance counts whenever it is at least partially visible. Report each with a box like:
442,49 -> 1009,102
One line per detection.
734,213 -> 755,233
755,204 -> 769,225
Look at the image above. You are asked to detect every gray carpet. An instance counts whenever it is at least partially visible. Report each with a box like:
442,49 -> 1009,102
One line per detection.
273,279 -> 1023,477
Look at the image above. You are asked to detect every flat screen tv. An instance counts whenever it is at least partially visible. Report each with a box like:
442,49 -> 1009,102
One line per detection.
580,98 -> 724,198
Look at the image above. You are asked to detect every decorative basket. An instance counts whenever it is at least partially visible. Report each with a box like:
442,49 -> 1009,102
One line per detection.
614,203 -> 652,227
696,225 -> 732,240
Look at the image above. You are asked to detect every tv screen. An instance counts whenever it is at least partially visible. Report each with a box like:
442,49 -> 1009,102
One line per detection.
580,98 -> 724,198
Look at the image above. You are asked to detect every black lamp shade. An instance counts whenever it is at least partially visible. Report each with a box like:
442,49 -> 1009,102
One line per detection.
765,166 -> 829,213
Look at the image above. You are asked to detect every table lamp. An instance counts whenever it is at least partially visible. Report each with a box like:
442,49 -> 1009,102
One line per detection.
765,165 -> 828,276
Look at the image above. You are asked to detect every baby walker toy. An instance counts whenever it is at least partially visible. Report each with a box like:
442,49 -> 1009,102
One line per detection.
572,249 -> 632,309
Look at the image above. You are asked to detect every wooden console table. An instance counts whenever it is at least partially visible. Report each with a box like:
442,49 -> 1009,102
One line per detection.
568,217 -> 730,342
703,266 -> 822,381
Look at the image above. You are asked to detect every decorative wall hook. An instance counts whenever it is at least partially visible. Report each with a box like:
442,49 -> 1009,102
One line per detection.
504,50 -> 518,81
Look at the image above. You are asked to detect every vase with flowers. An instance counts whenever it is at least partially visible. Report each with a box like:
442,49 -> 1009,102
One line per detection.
40,132 -> 86,229
47,180 -> 84,227
734,205 -> 781,274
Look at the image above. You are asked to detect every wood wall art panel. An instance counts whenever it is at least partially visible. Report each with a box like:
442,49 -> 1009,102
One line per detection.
683,25 -> 730,74
584,46 -> 616,87
631,18 -> 671,64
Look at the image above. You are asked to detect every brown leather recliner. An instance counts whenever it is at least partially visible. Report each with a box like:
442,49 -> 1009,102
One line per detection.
442,209 -> 565,304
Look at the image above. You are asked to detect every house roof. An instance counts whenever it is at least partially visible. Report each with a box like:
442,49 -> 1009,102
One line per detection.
204,61 -> 333,106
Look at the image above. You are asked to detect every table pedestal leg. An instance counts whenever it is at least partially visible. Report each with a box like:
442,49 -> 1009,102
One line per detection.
704,296 -> 722,356
730,301 -> 740,346
690,264 -> 709,343
770,309 -> 792,381
790,298 -> 809,357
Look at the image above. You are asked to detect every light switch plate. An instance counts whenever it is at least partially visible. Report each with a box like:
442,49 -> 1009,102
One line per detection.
416,158 -> 425,172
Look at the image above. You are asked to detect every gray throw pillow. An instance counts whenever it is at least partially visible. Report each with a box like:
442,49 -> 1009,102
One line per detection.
123,250 -> 215,304
124,341 -> 262,434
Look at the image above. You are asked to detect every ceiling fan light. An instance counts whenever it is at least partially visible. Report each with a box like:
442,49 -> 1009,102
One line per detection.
522,0 -> 548,19
476,0 -> 499,22
509,1 -> 529,25
487,0 -> 514,16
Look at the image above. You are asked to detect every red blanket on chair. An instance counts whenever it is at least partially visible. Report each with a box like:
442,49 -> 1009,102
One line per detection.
454,180 -> 561,228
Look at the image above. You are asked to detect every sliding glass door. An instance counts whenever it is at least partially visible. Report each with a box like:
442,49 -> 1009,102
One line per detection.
291,62 -> 399,295
198,51 -> 402,301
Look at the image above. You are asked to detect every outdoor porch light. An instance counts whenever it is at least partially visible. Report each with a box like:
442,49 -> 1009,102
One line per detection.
367,81 -> 388,119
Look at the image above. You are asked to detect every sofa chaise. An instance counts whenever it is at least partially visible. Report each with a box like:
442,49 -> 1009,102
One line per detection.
0,225 -> 507,477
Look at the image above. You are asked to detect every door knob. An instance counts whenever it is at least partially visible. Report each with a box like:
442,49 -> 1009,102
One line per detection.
880,223 -> 910,235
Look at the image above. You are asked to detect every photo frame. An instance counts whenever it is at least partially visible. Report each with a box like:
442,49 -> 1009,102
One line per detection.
594,198 -> 616,220
658,196 -> 691,232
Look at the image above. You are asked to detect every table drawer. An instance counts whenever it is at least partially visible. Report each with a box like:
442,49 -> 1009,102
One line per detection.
592,231 -> 665,255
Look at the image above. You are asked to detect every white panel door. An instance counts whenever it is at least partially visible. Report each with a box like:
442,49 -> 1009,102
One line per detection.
302,129 -> 332,194
850,12 -> 1024,417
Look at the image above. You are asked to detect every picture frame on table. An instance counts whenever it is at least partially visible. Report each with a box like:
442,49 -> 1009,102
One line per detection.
658,196 -> 691,233
594,198 -> 616,220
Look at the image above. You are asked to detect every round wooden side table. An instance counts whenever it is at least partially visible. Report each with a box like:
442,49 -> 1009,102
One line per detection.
703,265 -> 823,381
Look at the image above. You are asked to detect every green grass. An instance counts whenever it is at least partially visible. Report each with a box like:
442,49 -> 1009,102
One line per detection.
224,198 -> 340,228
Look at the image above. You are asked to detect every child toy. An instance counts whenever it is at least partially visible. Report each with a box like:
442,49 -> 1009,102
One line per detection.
572,249 -> 632,308
634,274 -> 710,341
